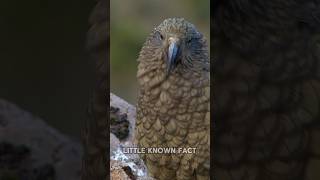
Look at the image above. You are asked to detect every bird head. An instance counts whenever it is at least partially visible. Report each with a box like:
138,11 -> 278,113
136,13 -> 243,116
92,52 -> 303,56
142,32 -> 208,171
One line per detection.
140,18 -> 208,77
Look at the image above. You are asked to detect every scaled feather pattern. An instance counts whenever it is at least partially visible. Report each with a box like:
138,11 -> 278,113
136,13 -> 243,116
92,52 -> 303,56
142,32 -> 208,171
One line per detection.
135,18 -> 210,180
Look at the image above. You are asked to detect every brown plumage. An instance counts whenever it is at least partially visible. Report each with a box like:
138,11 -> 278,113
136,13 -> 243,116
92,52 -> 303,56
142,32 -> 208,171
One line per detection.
135,18 -> 210,180
213,1 -> 320,180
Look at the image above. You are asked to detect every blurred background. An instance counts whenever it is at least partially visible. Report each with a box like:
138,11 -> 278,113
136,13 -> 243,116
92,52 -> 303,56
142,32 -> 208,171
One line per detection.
111,0 -> 210,104
0,0 -> 95,139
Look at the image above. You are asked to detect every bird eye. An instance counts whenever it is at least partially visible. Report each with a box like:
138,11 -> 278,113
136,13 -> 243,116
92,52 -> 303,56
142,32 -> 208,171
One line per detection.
155,31 -> 164,40
160,34 -> 164,40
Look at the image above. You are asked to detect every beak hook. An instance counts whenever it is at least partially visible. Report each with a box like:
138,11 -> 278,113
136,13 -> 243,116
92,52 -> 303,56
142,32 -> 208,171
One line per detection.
167,40 -> 180,76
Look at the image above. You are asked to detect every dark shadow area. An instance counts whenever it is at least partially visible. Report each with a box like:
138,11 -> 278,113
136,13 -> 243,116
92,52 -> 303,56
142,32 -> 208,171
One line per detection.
0,0 -> 95,139
212,1 -> 320,179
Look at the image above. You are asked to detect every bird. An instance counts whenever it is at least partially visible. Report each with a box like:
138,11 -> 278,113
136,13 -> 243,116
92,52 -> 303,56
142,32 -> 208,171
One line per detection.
134,18 -> 210,180
213,0 -> 320,180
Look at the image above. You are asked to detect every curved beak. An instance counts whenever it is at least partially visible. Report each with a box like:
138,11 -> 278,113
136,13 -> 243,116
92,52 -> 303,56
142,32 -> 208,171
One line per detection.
167,38 -> 180,76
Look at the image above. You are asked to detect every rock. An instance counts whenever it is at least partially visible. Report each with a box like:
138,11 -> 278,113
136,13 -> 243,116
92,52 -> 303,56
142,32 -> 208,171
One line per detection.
0,99 -> 82,180
110,159 -> 154,180
110,93 -> 136,142
110,160 -> 130,180
110,93 -> 154,180
110,106 -> 130,140
110,133 -> 120,157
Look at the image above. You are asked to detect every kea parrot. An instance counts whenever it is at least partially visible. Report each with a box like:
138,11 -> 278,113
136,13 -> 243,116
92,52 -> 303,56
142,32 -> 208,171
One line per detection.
135,18 -> 210,180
